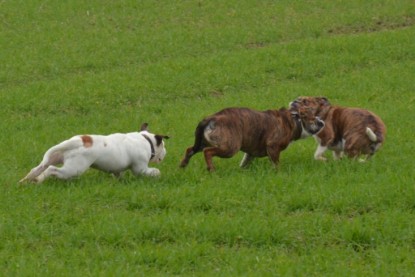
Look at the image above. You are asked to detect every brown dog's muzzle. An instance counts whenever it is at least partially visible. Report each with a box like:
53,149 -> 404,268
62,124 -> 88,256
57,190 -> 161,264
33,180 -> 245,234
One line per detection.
310,117 -> 325,134
301,116 -> 325,135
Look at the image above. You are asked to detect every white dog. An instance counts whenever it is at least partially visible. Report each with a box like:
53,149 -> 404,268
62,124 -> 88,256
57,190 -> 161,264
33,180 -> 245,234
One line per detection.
19,123 -> 169,183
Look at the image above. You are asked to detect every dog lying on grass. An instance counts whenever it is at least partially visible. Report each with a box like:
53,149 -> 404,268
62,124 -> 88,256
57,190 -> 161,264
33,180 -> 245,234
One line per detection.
19,123 -> 169,183
290,96 -> 386,161
180,106 -> 325,172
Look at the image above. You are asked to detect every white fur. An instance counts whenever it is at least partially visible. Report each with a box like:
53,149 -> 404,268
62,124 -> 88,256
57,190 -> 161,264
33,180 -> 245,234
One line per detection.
313,136 -> 347,161
240,153 -> 254,168
366,127 -> 377,142
314,144 -> 328,161
19,131 -> 167,183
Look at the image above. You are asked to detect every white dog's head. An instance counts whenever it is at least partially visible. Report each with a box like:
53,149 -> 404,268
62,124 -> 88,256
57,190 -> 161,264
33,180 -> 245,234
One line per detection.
140,123 -> 169,163
152,134 -> 169,163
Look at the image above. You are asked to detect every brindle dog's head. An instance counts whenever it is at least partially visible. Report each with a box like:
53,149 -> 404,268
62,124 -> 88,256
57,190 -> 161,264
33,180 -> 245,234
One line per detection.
291,106 -> 325,138
289,96 -> 330,116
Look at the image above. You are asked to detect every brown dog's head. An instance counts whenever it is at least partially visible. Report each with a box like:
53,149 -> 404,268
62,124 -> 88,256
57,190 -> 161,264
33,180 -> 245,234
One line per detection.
292,106 -> 325,137
289,96 -> 330,116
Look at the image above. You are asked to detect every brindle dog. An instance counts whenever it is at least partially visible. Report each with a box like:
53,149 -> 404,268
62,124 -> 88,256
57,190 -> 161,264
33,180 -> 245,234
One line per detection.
290,96 -> 386,161
180,107 -> 325,172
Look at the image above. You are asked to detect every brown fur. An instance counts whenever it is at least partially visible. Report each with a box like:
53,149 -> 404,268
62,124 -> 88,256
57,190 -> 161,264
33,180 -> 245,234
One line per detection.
81,135 -> 93,148
180,107 -> 324,171
290,96 -> 386,160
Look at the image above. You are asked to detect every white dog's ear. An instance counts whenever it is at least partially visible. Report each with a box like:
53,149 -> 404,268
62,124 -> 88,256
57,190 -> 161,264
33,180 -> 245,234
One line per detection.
155,135 -> 170,146
140,123 -> 149,131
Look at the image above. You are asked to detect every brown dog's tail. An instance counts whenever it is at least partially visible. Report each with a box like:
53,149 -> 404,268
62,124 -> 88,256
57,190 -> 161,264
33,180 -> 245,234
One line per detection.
366,127 -> 378,142
366,127 -> 386,156
179,118 -> 212,168
191,118 -> 211,153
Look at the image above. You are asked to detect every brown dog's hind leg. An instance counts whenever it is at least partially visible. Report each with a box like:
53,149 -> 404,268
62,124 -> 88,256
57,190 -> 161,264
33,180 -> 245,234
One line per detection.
203,147 -> 236,172
344,139 -> 361,160
179,146 -> 197,168
180,119 -> 211,168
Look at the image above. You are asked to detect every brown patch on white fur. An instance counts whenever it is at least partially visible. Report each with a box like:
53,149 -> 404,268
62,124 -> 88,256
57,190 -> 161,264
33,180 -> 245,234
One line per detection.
290,96 -> 386,160
81,135 -> 93,148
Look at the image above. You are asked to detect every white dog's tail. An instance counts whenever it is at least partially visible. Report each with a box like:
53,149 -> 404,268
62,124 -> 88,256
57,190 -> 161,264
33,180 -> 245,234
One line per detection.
366,127 -> 378,142
19,136 -> 85,183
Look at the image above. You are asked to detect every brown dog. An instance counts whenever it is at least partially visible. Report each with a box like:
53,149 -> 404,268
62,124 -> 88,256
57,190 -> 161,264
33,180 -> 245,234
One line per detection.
290,96 -> 386,161
179,107 -> 325,171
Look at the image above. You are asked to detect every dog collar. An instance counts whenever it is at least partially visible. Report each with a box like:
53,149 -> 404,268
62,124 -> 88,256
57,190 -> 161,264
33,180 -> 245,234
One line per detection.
142,134 -> 155,161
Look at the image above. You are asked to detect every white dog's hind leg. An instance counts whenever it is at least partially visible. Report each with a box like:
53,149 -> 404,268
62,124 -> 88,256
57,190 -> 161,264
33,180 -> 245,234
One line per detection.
35,158 -> 92,183
35,166 -> 62,183
19,164 -> 48,183
19,151 -> 64,183
314,145 -> 328,161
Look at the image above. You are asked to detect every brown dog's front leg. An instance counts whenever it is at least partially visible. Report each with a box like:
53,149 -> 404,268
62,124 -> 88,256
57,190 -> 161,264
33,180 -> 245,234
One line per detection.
266,146 -> 281,168
240,153 -> 255,168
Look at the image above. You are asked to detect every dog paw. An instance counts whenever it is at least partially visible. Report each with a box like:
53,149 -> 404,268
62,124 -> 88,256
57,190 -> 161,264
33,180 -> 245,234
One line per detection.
315,156 -> 327,161
147,168 -> 161,177
207,166 -> 216,172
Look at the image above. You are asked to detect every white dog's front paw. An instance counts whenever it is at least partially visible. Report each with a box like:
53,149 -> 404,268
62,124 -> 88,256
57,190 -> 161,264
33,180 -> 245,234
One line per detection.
146,168 -> 161,177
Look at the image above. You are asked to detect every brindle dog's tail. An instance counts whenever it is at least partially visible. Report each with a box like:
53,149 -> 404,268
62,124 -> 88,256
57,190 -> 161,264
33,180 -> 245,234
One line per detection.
179,118 -> 211,168
193,119 -> 212,151
366,127 -> 378,142
366,127 -> 384,157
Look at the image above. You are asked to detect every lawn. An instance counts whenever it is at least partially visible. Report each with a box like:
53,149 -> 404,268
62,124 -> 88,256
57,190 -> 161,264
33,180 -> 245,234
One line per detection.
1,0 -> 415,275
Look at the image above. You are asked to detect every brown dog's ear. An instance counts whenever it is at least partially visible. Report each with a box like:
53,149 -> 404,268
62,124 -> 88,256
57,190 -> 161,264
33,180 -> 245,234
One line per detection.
140,123 -> 149,131
155,135 -> 170,146
317,97 -> 330,106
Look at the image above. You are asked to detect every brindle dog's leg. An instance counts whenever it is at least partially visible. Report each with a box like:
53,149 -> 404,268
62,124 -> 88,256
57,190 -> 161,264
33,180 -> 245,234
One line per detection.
203,147 -> 235,172
180,146 -> 197,168
180,119 -> 210,168
333,150 -> 344,160
240,153 -> 255,168
266,145 -> 282,168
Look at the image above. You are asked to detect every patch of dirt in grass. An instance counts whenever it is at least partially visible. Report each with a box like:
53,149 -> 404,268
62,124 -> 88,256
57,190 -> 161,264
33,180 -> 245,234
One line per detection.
328,16 -> 415,35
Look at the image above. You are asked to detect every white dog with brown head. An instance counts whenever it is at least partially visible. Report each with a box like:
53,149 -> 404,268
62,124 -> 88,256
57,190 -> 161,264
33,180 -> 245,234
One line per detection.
20,123 -> 169,183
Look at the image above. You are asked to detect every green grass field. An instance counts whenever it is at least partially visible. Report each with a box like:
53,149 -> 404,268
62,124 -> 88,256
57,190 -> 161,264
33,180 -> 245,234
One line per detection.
1,0 -> 415,275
